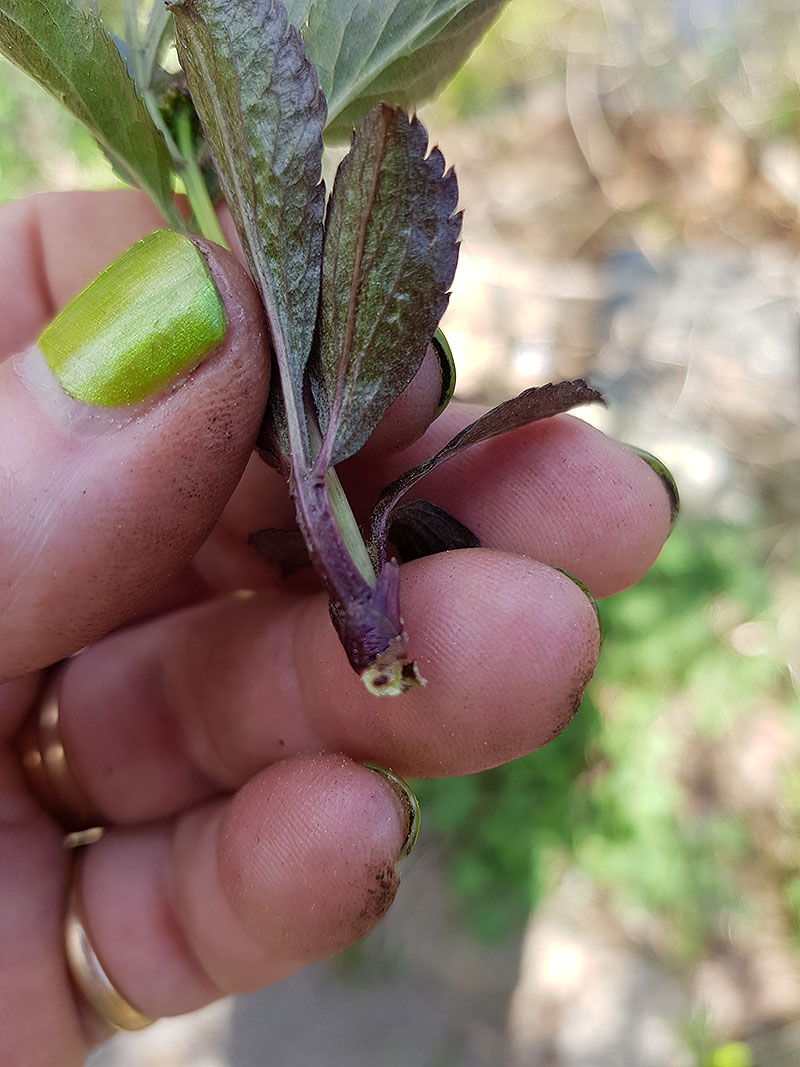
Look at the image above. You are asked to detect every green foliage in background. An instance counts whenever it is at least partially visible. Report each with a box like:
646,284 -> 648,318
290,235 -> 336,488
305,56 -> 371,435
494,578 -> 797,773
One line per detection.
416,518 -> 799,953
414,693 -> 601,941
0,55 -> 113,202
432,0 -> 559,121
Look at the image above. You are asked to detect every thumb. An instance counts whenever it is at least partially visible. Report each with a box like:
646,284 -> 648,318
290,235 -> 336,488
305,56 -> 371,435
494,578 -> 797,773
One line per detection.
0,231 -> 270,683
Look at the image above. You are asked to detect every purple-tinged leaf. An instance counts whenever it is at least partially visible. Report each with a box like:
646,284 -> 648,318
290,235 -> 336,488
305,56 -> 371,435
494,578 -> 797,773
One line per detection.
370,379 -> 606,566
172,0 -> 326,466
248,528 -> 310,577
388,499 -> 480,563
311,104 -> 461,468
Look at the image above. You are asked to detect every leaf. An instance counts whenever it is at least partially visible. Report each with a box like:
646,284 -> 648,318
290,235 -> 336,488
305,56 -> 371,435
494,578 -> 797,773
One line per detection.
140,0 -> 174,88
311,105 -> 460,467
248,528 -> 310,577
388,499 -> 480,562
297,0 -> 507,140
0,0 -> 181,229
172,0 -> 326,464
281,0 -> 314,26
370,380 -> 606,566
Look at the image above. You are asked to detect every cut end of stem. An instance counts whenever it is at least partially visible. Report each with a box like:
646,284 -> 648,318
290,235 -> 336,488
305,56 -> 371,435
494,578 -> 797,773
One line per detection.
361,638 -> 427,696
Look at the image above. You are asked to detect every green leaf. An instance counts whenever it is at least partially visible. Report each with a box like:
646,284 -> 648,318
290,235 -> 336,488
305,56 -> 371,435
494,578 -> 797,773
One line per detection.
281,0 -> 314,26
0,0 -> 181,228
312,105 -> 460,467
172,0 -> 326,463
297,0 -> 507,140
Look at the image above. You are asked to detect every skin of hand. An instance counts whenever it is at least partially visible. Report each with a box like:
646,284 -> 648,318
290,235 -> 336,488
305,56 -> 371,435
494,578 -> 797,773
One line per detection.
0,189 -> 674,1066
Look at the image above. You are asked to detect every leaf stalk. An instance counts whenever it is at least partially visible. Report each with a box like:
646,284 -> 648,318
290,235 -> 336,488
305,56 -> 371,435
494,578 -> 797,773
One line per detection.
173,104 -> 227,246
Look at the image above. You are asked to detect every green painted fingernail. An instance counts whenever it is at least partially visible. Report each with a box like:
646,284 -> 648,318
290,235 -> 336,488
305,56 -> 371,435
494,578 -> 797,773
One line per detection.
38,231 -> 226,407
627,446 -> 680,528
362,763 -> 420,859
431,327 -> 456,419
551,567 -> 603,644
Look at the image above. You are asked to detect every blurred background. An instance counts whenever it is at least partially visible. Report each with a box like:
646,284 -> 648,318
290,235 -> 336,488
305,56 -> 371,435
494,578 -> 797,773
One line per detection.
3,1 -> 799,1064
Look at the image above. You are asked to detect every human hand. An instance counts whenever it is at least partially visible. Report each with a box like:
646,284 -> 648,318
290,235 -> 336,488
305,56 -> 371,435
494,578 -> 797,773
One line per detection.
0,190 -> 675,1065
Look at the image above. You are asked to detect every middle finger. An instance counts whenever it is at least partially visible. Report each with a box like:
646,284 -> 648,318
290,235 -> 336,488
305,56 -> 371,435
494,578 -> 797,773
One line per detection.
22,414 -> 672,825
23,549 -> 600,824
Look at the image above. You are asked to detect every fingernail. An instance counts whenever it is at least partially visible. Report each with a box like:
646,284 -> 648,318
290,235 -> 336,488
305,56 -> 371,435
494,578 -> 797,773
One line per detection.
38,230 -> 226,407
362,763 -> 420,859
550,567 -> 603,644
431,327 -> 456,419
626,445 -> 680,528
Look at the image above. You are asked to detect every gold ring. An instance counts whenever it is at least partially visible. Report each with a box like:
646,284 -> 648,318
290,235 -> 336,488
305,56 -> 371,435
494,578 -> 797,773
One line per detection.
18,670 -> 103,832
65,857 -> 155,1032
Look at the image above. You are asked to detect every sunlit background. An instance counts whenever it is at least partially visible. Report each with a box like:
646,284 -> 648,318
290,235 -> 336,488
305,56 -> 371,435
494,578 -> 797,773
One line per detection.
3,2 -> 800,1065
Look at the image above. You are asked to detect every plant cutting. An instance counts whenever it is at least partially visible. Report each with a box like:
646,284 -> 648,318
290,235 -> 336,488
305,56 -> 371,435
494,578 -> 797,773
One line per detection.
0,0 -> 604,694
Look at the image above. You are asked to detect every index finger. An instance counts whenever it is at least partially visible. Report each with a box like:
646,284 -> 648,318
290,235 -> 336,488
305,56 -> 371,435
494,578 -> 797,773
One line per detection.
0,232 -> 270,684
